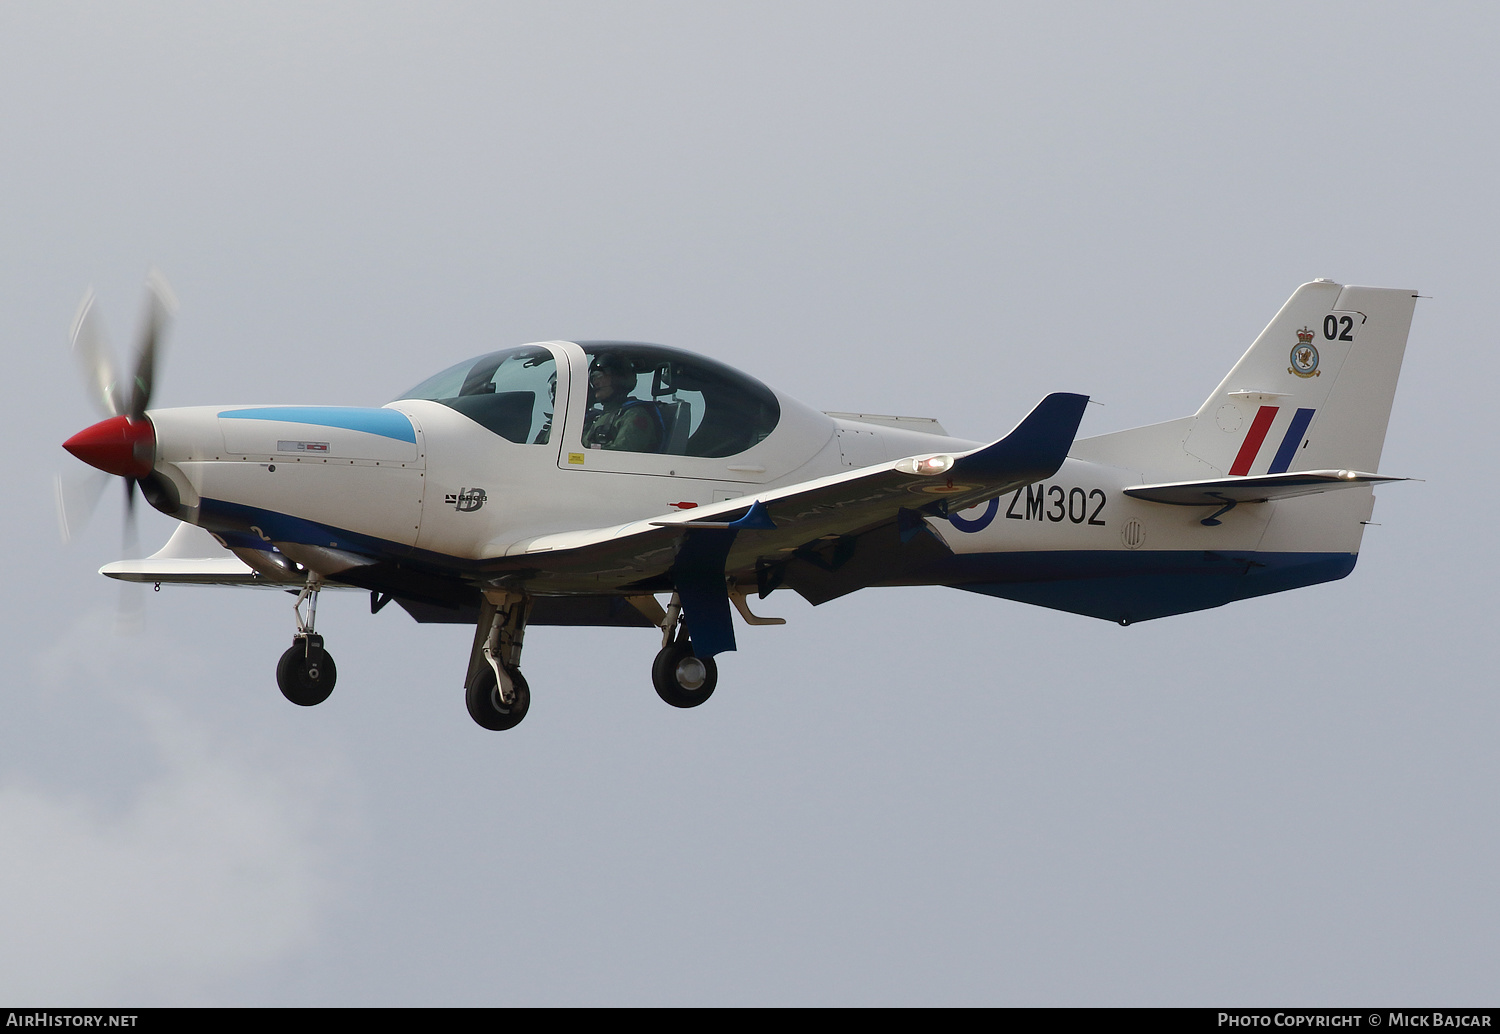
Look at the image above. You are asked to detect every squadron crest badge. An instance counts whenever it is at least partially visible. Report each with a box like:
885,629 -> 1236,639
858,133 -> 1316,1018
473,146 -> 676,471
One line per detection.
1289,327 -> 1320,378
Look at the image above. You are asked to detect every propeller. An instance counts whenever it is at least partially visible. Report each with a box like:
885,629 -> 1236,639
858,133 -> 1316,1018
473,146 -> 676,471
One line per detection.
53,467 -> 109,545
58,271 -> 177,550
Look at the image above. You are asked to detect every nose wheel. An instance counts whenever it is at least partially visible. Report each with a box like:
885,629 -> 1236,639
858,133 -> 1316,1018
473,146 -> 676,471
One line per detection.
276,573 -> 335,707
277,633 -> 337,706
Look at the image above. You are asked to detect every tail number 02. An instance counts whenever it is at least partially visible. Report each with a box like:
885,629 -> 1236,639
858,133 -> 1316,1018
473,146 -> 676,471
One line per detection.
1324,314 -> 1355,341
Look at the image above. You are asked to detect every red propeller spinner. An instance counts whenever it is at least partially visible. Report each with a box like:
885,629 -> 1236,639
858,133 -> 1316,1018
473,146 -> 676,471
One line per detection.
63,414 -> 156,479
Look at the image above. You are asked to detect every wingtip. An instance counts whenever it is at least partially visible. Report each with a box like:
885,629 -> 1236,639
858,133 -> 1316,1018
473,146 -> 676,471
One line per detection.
953,392 -> 1090,481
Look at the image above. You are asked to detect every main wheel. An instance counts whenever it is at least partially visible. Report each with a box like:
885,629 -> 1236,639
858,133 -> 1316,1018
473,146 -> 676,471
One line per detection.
652,642 -> 717,708
277,636 -> 336,706
466,666 -> 530,730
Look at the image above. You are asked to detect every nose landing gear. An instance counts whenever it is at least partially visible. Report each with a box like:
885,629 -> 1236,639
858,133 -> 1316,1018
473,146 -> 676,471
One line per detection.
277,574 -> 337,706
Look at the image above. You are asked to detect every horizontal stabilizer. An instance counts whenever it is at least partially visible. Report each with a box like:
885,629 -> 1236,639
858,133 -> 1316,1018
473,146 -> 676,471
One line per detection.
1125,469 -> 1406,506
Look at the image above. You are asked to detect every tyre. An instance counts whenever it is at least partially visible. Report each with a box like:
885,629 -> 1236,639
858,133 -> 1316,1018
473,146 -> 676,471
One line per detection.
277,636 -> 336,706
466,666 -> 530,730
652,642 -> 717,708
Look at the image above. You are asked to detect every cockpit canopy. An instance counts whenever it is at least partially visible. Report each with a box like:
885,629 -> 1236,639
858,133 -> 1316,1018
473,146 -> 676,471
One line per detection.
396,342 -> 781,458
398,346 -> 558,445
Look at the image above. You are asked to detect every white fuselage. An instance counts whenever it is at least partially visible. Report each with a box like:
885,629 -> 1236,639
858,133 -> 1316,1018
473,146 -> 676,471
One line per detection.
144,393 -> 1370,576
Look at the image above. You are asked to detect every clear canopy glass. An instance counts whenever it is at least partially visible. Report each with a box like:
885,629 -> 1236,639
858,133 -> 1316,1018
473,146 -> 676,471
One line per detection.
396,346 -> 558,445
398,343 -> 781,458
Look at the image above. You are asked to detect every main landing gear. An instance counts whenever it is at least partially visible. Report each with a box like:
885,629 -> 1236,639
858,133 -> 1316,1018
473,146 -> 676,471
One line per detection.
465,593 -> 533,731
650,593 -> 717,708
277,574 -> 337,706
269,583 -> 776,726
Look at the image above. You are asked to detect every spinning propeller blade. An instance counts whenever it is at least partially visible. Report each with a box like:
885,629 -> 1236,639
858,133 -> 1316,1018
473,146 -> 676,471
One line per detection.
70,290 -> 125,419
60,272 -> 177,602
128,270 -> 176,422
116,476 -> 145,634
53,469 -> 110,545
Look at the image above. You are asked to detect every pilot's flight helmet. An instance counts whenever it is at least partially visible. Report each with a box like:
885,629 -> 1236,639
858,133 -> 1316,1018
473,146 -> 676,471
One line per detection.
588,353 -> 636,381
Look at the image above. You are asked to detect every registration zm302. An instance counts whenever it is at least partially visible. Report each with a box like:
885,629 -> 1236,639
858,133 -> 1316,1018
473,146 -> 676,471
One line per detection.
1004,482 -> 1108,526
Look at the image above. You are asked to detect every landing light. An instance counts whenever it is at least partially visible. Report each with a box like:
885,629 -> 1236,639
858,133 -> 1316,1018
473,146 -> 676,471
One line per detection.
897,454 -> 954,476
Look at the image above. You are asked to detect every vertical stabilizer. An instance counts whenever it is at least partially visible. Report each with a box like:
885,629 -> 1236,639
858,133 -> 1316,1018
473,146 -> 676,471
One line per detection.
1182,281 -> 1417,476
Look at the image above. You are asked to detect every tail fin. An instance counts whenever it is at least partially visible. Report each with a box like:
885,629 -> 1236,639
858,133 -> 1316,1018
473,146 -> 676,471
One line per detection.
1182,281 -> 1418,476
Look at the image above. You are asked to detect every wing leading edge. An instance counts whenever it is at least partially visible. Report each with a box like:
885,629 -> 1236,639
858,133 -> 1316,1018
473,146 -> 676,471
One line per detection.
488,392 -> 1090,655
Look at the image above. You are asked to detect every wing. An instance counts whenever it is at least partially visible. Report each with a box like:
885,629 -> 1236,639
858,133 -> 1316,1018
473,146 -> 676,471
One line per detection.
483,392 -> 1090,655
100,523 -> 294,587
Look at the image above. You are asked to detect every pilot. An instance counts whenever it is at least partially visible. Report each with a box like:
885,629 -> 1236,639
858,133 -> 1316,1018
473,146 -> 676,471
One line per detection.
583,355 -> 664,452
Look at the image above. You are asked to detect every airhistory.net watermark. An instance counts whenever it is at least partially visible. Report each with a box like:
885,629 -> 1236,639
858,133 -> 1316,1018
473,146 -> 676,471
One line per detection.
5,1015 -> 137,1028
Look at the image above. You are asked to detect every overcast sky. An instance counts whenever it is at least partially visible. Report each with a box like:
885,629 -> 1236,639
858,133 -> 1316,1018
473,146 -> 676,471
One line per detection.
2,1 -> 1496,1005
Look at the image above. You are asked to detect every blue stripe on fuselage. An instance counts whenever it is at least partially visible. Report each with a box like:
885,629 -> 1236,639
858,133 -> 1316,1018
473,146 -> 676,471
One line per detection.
218,407 -> 417,443
197,498 -> 412,560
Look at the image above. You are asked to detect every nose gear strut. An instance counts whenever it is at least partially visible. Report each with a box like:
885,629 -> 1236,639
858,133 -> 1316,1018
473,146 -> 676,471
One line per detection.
276,573 -> 337,706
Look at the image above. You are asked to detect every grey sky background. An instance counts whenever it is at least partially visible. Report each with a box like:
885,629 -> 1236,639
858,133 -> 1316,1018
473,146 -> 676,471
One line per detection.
1,1 -> 1495,1005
